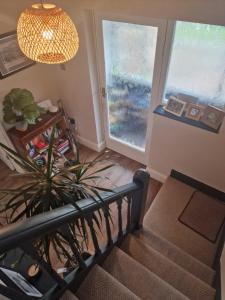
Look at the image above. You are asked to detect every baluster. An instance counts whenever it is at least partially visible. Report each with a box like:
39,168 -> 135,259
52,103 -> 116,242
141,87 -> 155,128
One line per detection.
104,205 -> 113,246
117,198 -> 123,238
86,213 -> 101,256
126,194 -> 131,233
61,225 -> 86,270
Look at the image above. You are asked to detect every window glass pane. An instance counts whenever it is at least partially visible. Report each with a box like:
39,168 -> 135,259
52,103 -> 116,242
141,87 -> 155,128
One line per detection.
102,20 -> 158,149
165,21 -> 225,109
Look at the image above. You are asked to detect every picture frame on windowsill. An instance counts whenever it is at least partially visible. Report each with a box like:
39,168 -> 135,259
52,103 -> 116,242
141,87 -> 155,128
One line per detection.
177,93 -> 199,113
185,103 -> 205,121
163,96 -> 186,117
200,106 -> 225,130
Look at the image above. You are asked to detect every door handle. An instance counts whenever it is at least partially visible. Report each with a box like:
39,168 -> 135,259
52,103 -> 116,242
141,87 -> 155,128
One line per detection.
101,87 -> 107,98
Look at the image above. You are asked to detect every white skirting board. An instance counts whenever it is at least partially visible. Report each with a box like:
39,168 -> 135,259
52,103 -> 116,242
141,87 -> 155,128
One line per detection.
147,167 -> 167,183
77,135 -> 106,152
77,136 -> 167,183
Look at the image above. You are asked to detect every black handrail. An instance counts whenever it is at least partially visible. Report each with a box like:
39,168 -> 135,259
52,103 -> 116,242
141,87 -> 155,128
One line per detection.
0,182 -> 138,253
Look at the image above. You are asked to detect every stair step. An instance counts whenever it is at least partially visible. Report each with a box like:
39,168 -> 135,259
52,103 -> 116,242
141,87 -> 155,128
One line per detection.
60,290 -> 79,300
77,265 -> 140,300
122,235 -> 216,300
136,228 -> 215,285
103,247 -> 189,300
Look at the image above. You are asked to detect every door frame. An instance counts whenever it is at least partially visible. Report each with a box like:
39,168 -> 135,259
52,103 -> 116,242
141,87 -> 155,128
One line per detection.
94,11 -> 168,164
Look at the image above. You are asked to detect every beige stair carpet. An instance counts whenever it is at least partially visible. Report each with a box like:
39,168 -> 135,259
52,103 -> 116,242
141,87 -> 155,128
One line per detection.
143,176 -> 222,266
121,235 -> 216,300
77,265 -> 140,300
136,228 -> 215,285
103,247 -> 189,300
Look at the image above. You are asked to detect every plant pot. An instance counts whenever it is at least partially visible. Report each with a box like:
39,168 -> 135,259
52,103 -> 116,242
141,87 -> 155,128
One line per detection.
16,121 -> 28,132
63,251 -> 92,277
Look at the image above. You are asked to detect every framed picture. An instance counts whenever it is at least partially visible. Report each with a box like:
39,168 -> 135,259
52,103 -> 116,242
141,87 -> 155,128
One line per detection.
177,93 -> 199,112
200,106 -> 225,130
0,31 -> 35,79
185,103 -> 205,121
164,96 -> 186,116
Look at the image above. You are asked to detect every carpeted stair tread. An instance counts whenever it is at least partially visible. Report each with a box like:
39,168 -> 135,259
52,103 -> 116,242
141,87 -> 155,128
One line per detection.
60,290 -> 79,300
103,246 -> 189,300
76,265 -> 140,300
136,228 -> 215,285
143,177 -> 220,266
122,235 -> 216,300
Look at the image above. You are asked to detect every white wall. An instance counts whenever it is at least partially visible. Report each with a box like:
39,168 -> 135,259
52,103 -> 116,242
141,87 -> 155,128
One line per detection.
55,19 -> 99,146
149,115 -> 225,191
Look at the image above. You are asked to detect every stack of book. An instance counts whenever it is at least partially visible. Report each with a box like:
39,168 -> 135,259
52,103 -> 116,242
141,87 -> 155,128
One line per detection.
25,125 -> 71,165
35,141 -> 49,154
56,139 -> 70,155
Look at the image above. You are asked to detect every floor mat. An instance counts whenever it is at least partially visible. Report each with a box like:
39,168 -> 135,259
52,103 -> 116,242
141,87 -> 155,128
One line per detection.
179,191 -> 225,243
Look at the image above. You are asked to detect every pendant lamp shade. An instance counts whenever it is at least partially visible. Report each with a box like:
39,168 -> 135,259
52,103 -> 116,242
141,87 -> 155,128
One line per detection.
17,3 -> 79,64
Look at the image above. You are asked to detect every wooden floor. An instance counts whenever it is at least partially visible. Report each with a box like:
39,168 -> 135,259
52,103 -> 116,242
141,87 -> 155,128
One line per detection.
0,145 -> 162,219
79,146 -> 162,207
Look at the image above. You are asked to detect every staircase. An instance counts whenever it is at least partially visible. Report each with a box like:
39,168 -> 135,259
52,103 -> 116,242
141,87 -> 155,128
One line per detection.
63,172 -> 220,300
63,229 -> 216,300
0,169 -> 223,300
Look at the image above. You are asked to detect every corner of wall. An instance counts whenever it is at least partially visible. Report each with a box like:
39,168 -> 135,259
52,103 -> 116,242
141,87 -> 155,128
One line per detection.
83,8 -> 105,146
146,166 -> 168,183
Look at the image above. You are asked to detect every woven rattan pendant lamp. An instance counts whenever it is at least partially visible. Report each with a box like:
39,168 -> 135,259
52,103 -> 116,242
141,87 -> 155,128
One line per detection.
17,2 -> 79,64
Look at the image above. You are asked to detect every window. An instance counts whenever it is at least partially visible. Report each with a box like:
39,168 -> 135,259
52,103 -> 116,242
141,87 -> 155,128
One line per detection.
165,21 -> 225,109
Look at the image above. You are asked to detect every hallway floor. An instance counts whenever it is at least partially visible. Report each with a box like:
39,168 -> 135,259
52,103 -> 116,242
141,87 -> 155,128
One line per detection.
0,145 -> 162,225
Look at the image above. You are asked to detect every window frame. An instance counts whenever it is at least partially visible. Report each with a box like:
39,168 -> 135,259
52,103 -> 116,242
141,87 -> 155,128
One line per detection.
159,20 -> 225,109
157,20 -> 176,105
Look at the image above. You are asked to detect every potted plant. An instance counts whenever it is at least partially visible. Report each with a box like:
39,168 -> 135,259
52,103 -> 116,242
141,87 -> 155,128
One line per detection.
0,129 -> 114,269
3,88 -> 43,131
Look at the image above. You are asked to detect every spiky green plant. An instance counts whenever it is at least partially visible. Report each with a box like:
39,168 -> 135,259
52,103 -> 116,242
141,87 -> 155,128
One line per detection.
0,129 -> 114,268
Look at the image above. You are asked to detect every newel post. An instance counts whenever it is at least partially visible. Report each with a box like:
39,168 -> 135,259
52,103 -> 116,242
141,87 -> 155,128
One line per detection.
131,168 -> 150,231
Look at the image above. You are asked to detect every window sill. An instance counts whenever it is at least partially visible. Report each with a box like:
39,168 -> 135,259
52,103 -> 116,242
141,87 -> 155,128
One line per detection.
153,105 -> 220,134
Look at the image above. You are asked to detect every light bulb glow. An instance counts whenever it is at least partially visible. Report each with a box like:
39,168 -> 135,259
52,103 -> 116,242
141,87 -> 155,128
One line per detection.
42,30 -> 54,40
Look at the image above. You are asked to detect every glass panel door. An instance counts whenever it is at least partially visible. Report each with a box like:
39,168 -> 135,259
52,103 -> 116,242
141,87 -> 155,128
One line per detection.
97,15 -> 166,163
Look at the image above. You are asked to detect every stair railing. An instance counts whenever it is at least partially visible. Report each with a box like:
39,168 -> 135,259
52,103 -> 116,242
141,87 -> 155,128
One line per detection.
0,169 -> 149,300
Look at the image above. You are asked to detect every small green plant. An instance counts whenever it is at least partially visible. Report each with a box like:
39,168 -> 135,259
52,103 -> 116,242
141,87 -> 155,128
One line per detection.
3,88 -> 43,125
